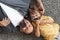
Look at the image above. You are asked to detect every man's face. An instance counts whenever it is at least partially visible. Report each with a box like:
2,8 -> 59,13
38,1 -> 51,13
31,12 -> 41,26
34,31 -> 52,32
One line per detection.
21,26 -> 33,34
19,19 -> 33,34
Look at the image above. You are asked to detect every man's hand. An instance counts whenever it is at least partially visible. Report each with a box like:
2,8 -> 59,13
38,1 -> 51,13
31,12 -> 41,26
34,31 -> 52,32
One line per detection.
38,6 -> 45,15
0,17 -> 10,27
36,0 -> 45,15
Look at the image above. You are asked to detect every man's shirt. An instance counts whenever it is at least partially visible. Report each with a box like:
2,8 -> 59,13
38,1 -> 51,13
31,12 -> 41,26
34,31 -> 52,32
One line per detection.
0,0 -> 31,16
0,0 -> 31,27
0,2 -> 24,27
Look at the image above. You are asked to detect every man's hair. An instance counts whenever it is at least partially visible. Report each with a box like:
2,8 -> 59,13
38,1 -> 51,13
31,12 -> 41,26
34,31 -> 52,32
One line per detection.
19,20 -> 26,28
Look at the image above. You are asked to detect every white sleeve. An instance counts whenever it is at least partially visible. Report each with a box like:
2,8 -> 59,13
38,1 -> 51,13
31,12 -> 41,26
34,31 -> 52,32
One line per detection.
0,2 -> 24,27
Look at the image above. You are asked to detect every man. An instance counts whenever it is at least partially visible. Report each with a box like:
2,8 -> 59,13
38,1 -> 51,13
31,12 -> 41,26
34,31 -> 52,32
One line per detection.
0,0 -> 45,34
0,2 -> 33,33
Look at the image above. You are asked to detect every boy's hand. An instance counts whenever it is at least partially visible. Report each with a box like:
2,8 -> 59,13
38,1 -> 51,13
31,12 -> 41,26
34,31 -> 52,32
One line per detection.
0,17 -> 10,27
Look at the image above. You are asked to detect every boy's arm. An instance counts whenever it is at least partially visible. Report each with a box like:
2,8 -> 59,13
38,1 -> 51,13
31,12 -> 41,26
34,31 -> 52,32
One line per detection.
34,24 -> 40,37
35,0 -> 45,14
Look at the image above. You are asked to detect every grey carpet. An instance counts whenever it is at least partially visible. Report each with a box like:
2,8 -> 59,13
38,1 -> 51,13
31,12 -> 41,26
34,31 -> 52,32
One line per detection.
0,0 -> 60,40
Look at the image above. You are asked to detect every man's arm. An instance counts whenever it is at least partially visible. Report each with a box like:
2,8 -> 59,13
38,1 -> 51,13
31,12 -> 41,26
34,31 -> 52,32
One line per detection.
35,0 -> 45,14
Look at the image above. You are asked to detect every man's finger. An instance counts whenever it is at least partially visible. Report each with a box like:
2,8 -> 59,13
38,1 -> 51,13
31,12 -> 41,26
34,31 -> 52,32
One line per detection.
2,18 -> 5,21
5,17 -> 8,20
8,19 -> 10,24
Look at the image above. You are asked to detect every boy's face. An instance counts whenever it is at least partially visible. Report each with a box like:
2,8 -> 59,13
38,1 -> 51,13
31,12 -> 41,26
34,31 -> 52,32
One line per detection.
30,10 -> 41,23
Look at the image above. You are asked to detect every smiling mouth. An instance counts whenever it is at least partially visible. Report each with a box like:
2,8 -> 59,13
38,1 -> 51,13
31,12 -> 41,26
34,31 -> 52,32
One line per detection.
32,17 -> 40,21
